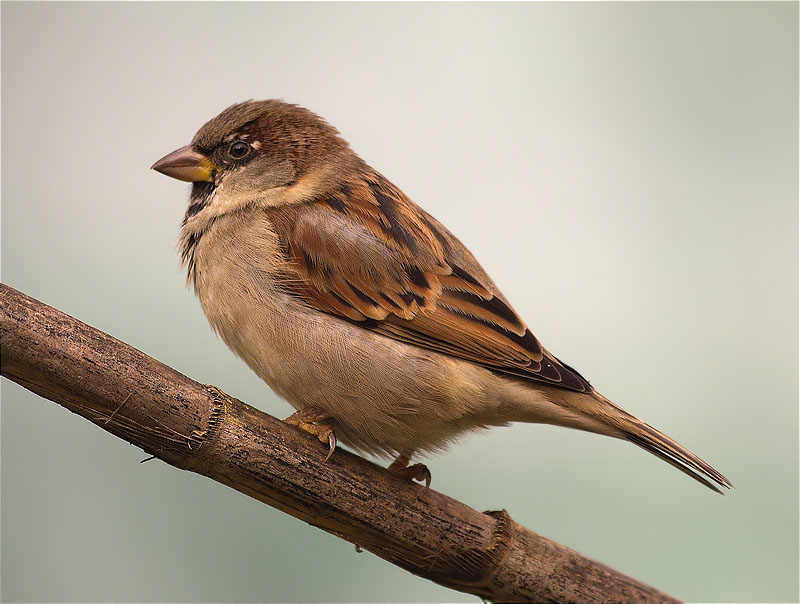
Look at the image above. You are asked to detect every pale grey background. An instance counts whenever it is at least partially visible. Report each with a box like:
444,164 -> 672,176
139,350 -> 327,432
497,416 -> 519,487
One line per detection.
2,2 -> 797,602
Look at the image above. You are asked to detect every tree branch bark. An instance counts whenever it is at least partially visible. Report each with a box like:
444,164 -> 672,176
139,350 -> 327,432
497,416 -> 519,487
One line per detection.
0,283 -> 678,603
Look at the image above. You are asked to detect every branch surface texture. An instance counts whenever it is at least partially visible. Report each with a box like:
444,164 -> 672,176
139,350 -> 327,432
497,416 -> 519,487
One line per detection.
0,283 -> 679,603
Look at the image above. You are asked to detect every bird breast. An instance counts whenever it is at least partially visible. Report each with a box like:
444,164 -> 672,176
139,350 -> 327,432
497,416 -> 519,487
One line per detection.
186,205 -> 501,457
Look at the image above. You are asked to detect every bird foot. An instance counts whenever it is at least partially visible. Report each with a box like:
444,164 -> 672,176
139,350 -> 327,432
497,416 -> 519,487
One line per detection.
389,455 -> 431,498
285,408 -> 336,461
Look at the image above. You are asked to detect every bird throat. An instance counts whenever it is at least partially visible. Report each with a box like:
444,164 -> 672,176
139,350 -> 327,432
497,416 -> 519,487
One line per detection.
179,181 -> 218,289
186,181 -> 216,219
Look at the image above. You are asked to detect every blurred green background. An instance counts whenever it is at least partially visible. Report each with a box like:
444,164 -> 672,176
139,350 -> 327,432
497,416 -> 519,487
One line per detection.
2,2 -> 797,602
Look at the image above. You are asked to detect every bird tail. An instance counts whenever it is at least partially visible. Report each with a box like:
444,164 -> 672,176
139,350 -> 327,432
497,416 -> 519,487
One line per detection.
507,380 -> 732,493
593,393 -> 733,494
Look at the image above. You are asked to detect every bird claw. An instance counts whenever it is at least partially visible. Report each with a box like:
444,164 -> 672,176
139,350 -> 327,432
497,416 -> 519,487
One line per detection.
406,463 -> 432,498
389,455 -> 432,498
324,430 -> 336,462
285,408 -> 336,462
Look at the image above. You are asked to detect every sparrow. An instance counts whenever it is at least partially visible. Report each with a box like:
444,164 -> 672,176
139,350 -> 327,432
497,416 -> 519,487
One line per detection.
152,100 -> 731,493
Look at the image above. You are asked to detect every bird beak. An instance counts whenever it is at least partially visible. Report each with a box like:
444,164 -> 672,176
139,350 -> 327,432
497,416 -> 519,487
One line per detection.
151,145 -> 214,182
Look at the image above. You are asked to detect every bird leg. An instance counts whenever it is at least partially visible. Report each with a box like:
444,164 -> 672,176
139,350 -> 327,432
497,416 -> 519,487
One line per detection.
284,407 -> 336,461
388,453 -> 431,496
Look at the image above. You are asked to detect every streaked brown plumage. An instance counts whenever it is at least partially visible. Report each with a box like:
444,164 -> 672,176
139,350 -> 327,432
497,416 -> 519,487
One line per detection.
153,100 -> 731,493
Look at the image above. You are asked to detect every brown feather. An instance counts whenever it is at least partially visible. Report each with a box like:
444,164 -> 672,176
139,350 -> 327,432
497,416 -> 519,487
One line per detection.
266,168 -> 592,393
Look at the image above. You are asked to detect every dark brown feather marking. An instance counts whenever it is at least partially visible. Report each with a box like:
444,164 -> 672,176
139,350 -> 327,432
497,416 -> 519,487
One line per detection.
379,292 -> 405,311
405,266 -> 430,290
441,289 -> 527,334
451,264 -> 485,288
400,291 -> 418,306
367,180 -> 418,251
181,231 -> 199,284
348,281 -> 380,306
324,196 -> 345,212
417,212 -> 454,255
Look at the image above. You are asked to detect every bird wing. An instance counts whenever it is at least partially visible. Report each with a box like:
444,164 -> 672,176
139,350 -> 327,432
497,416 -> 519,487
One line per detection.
265,170 -> 592,393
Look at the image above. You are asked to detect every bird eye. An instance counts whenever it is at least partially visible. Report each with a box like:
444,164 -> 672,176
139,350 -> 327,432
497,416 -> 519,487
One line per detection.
227,141 -> 251,159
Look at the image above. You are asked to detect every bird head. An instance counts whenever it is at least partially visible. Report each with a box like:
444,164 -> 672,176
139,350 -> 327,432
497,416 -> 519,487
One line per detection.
152,100 -> 354,218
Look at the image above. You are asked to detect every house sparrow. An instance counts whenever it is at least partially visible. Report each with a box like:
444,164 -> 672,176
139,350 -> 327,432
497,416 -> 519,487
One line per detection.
152,100 -> 730,493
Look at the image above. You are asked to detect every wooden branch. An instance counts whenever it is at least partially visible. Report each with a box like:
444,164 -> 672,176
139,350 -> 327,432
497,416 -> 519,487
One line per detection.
0,283 -> 679,603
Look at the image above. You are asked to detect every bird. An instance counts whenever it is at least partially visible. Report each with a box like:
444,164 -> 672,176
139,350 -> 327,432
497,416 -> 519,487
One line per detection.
152,99 -> 731,494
